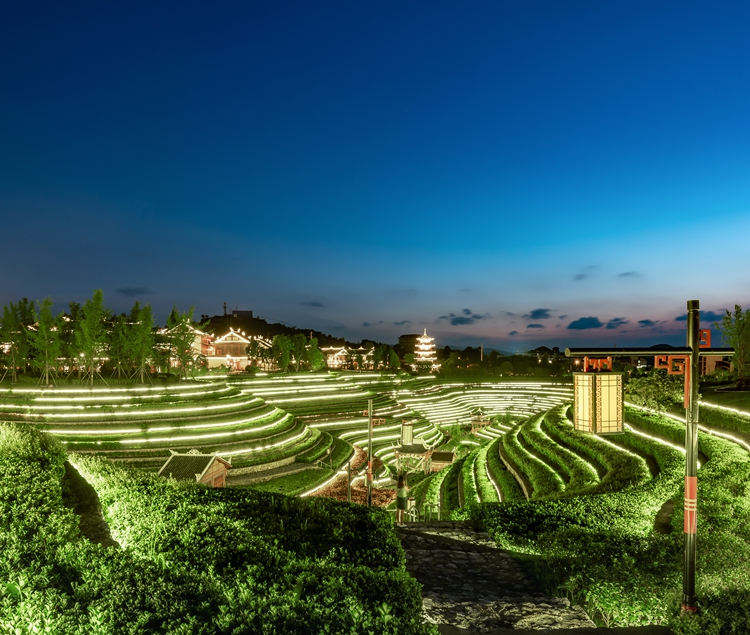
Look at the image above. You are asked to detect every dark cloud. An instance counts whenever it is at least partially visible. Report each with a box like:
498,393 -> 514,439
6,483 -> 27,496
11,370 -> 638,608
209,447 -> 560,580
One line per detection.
451,316 -> 475,325
523,308 -> 551,320
362,322 -> 371,327
638,319 -> 655,328
301,301 -> 324,308
574,274 -> 587,281
116,287 -> 152,296
558,315 -> 568,320
437,311 -> 490,326
394,320 -> 411,327
606,317 -> 628,330
526,323 -> 544,329
509,330 -> 519,337
674,310 -> 726,323
502,311 -> 517,317
567,316 -> 603,330
617,271 -> 640,277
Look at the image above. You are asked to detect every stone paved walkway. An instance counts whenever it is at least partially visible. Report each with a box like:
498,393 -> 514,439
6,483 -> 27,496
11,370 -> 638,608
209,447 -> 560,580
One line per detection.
397,520 -> 596,632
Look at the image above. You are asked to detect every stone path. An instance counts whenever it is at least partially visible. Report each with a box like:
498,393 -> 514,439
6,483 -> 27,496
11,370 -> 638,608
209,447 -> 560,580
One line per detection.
397,521 -> 673,634
397,521 -> 595,632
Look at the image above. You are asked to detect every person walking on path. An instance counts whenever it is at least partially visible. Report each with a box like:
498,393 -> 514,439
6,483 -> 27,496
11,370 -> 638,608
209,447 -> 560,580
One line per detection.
396,473 -> 409,527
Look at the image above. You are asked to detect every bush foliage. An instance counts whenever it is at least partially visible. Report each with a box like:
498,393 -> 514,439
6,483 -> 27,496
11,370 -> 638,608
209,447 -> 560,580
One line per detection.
0,422 -> 435,634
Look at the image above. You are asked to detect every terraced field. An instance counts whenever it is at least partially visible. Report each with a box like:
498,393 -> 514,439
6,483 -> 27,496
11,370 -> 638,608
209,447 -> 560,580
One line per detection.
408,402 -> 707,522
0,380 -> 320,471
0,373 -> 598,496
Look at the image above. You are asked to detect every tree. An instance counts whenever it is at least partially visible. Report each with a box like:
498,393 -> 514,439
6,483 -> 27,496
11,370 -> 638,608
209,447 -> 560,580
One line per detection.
403,353 -> 416,370
246,338 -> 261,367
0,303 -> 29,383
717,305 -> 750,388
272,334 -> 293,372
28,297 -> 61,387
129,302 -> 155,384
498,360 -> 513,375
438,351 -> 460,377
290,334 -> 308,372
108,314 -> 130,378
60,301 -> 81,377
625,369 -> 684,413
166,306 -> 198,379
389,349 -> 400,371
75,289 -> 111,386
306,337 -> 326,371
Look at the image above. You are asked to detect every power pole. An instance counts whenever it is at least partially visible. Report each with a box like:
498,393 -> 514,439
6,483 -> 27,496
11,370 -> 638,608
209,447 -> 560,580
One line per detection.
367,398 -> 373,506
682,300 -> 700,613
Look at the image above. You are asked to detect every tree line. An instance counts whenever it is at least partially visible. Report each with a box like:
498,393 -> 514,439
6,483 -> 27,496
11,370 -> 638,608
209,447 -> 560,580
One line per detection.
258,337 -> 401,373
0,290 -> 199,385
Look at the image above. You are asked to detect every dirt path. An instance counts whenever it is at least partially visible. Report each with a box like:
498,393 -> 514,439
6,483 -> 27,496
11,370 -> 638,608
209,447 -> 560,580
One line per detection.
61,461 -> 119,548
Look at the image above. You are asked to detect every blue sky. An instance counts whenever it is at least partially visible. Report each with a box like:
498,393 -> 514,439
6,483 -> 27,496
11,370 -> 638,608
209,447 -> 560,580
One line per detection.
1,1 -> 749,350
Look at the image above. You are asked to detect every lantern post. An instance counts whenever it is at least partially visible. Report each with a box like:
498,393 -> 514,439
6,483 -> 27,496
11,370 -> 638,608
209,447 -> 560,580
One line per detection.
682,300 -> 700,613
564,299 -> 733,614
367,398 -> 373,506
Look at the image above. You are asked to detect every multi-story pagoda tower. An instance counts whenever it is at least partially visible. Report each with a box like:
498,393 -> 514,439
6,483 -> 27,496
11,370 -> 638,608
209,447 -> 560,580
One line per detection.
414,329 -> 438,370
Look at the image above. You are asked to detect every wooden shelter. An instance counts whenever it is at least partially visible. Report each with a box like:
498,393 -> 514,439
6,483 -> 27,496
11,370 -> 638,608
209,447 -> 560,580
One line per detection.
393,442 -> 433,474
158,450 -> 232,488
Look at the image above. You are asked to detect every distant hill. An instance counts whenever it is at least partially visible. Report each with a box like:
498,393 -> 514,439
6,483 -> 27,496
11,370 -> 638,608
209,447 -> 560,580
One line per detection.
198,313 -> 389,349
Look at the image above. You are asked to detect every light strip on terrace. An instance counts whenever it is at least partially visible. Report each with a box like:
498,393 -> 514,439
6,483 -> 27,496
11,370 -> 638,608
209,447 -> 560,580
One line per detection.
35,385 -> 234,402
623,422 -> 702,466
217,428 -> 309,456
6,397 -> 265,418
469,452 -> 480,503
113,413 -> 294,445
483,446 -> 502,501
0,381 -> 224,395
263,392 -> 370,403
46,407 -> 284,435
299,446 -> 358,496
625,401 -> 750,455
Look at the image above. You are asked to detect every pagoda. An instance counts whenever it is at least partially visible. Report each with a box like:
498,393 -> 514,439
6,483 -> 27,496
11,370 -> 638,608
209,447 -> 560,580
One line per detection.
414,329 -> 439,371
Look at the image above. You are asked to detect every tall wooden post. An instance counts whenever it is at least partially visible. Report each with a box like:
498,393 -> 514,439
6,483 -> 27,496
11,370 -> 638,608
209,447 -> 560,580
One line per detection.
682,300 -> 700,613
367,398 -> 373,506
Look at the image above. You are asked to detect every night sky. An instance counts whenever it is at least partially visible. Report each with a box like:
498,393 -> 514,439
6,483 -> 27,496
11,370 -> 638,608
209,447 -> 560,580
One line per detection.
2,2 -> 750,351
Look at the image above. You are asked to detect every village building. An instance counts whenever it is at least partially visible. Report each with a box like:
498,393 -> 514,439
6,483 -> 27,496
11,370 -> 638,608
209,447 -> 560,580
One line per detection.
158,450 -> 232,487
430,450 -> 456,472
320,345 -> 374,370
208,328 -> 272,371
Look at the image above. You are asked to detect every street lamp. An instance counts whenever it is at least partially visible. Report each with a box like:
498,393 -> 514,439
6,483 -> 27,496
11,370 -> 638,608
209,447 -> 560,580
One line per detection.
565,299 -> 734,614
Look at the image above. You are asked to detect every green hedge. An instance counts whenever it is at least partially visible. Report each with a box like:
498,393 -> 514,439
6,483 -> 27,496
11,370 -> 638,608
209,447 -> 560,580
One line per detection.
472,408 -> 750,633
461,447 -> 482,505
485,436 -> 525,501
0,422 -> 437,634
501,415 -> 564,499
544,406 -> 651,495
474,441 -> 500,503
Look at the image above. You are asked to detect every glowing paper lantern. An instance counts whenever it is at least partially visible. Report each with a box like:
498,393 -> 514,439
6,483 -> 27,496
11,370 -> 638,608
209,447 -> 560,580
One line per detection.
573,372 -> 623,434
